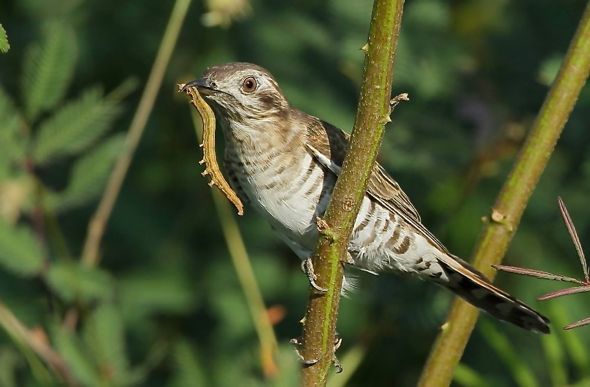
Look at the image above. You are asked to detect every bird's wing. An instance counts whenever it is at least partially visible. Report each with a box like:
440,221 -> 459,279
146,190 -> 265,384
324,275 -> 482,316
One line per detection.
305,117 -> 449,253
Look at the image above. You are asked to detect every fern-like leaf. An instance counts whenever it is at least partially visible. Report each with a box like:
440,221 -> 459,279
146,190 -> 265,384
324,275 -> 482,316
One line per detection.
32,88 -> 122,164
0,220 -> 44,276
170,341 -> 207,387
52,326 -> 101,386
83,303 -> 130,385
21,22 -> 77,121
46,261 -> 113,303
52,133 -> 125,211
0,87 -> 26,179
0,23 -> 9,53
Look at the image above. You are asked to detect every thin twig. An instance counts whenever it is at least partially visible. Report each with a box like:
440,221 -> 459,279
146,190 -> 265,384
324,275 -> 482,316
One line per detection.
558,196 -> 589,282
564,316 -> 590,330
301,1 -> 406,385
493,264 -> 584,285
0,301 -> 76,386
80,0 -> 193,267
492,198 -> 590,329
538,285 -> 590,301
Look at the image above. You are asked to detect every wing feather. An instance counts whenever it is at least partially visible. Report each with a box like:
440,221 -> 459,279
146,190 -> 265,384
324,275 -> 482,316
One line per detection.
305,117 -> 449,252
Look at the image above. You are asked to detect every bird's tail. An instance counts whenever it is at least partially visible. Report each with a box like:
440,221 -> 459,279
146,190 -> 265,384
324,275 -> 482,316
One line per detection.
436,254 -> 550,334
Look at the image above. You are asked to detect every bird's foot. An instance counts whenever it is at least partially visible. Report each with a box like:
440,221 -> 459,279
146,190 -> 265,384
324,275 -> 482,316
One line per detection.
332,333 -> 343,373
289,337 -> 318,367
301,258 -> 328,293
316,216 -> 337,242
289,334 -> 344,373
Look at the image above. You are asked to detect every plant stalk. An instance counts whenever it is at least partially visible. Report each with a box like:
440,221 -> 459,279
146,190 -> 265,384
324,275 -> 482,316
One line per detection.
418,2 -> 590,385
300,0 -> 405,385
81,0 -> 192,267
0,301 -> 76,386
189,111 -> 279,378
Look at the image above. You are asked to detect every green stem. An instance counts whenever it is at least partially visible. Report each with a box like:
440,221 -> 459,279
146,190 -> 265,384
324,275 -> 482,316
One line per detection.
81,0 -> 192,267
189,112 -> 279,378
0,301 -> 75,385
300,1 -> 405,385
418,2 -> 590,386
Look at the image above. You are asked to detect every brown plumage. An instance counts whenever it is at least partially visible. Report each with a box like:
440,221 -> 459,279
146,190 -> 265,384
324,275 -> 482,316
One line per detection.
185,62 -> 550,334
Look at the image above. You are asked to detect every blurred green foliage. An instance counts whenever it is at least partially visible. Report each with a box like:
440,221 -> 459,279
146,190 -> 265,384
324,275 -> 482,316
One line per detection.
0,24 -> 9,53
0,0 -> 589,385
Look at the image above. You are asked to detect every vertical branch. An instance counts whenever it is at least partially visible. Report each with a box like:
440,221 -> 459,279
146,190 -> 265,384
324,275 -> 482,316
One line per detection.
80,0 -> 192,267
418,2 -> 590,386
300,0 -> 405,385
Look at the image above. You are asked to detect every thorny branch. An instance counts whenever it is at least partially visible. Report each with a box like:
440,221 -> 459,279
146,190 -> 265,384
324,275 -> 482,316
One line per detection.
495,197 -> 590,330
300,0 -> 406,385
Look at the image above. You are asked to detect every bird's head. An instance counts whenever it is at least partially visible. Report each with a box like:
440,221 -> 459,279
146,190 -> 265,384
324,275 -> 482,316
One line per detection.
185,62 -> 289,124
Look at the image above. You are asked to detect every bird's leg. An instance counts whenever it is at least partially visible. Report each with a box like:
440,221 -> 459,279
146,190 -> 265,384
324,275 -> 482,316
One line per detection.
332,333 -> 344,373
289,334 -> 344,372
289,337 -> 318,366
301,258 -> 328,293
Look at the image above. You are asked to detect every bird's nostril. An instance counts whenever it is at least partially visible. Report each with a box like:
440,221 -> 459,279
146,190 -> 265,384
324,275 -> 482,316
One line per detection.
209,81 -> 217,89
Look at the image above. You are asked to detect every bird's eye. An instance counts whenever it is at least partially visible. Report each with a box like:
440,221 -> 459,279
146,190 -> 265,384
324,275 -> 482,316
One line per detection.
241,77 -> 258,93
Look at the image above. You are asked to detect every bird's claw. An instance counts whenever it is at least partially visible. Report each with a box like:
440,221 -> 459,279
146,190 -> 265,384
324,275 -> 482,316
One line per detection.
332,333 -> 343,373
290,337 -> 318,366
289,335 -> 344,372
301,258 -> 328,293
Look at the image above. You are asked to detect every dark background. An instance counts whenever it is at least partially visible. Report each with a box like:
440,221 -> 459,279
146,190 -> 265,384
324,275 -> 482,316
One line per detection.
0,0 -> 589,385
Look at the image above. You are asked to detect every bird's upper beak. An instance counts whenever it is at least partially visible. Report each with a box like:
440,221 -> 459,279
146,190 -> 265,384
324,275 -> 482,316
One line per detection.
183,77 -> 216,95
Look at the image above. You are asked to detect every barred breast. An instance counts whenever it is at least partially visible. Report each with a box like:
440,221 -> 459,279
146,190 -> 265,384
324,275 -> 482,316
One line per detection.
224,133 -> 335,253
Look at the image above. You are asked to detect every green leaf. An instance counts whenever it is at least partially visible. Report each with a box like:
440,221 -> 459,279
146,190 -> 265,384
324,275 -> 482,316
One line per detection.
549,302 -> 590,377
479,321 -> 539,387
46,261 -> 113,303
21,22 -> 77,121
0,220 -> 44,276
32,87 -> 123,164
169,341 -> 207,387
53,134 -> 125,211
83,303 -> 130,385
0,87 -> 26,177
119,266 -> 197,320
453,363 -> 491,387
0,347 -> 21,387
538,54 -> 563,86
541,333 -> 567,387
53,326 -> 101,387
0,24 -> 9,53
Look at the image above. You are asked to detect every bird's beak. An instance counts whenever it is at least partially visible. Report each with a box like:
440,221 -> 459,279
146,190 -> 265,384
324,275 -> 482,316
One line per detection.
183,78 -> 216,95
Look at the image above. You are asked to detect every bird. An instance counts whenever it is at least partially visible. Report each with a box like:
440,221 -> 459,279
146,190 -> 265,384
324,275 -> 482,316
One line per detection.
184,62 -> 550,334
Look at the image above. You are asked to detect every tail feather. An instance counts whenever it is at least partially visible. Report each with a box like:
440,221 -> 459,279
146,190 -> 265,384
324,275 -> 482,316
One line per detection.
437,254 -> 550,334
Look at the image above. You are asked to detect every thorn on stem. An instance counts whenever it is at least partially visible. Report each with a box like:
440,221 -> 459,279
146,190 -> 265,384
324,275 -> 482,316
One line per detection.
386,93 -> 410,123
489,208 -> 514,231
